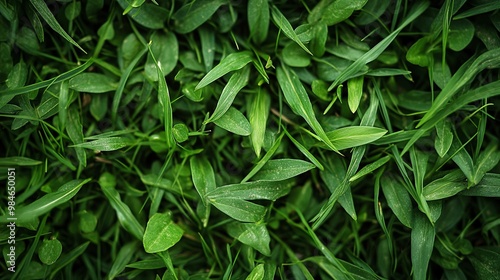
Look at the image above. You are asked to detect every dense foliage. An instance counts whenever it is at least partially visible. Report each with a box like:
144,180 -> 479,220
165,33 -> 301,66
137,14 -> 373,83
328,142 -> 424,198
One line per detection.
1,0 -> 500,279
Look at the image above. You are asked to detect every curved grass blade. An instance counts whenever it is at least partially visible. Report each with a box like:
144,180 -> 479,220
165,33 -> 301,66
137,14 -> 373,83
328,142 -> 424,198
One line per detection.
284,129 -> 324,170
418,48 -> 500,128
206,66 -> 250,123
271,6 -> 312,55
0,178 -> 91,224
0,58 -> 94,108
148,42 -> 174,148
196,51 -> 253,90
99,172 -> 144,240
248,0 -> 269,44
277,64 -> 339,153
403,79 -> 500,154
241,132 -> 285,183
29,0 -> 86,53
349,155 -> 390,182
190,155 -> 216,205
173,0 -> 225,34
327,1 -> 429,91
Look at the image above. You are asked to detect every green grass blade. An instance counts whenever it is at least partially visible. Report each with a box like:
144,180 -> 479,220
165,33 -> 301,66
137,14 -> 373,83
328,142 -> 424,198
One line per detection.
325,126 -> 387,150
411,212 -> 435,280
284,129 -> 324,170
206,66 -> 250,123
327,1 -> 429,91
271,6 -> 312,55
248,88 -> 271,158
148,42 -> 174,148
196,51 -> 253,90
29,0 -> 86,53
99,172 -> 145,240
277,64 -> 339,153
349,155 -> 390,182
190,155 -> 217,205
0,156 -> 42,166
0,178 -> 91,224
248,0 -> 269,44
71,137 -> 133,151
381,176 -> 413,228
241,132 -> 285,183
347,76 -> 364,113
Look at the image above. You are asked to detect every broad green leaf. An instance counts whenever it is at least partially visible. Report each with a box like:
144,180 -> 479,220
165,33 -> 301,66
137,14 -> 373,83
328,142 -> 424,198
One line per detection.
38,239 -> 62,265
213,107 -> 252,136
209,197 -> 266,222
252,159 -> 315,181
245,263 -> 265,280
277,65 -> 338,153
460,174 -> 500,197
196,51 -> 253,90
143,212 -> 184,253
71,137 -> 133,151
313,0 -> 368,26
411,212 -> 436,280
347,76 -> 364,113
206,66 -> 250,123
172,123 -> 189,143
65,1 -> 81,21
435,120 -> 453,157
310,22 -> 328,57
423,170 -> 467,201
145,32 -> 178,81
99,172 -> 144,240
271,6 -> 312,55
199,26 -> 215,71
349,155 -> 390,182
0,178 -> 91,224
327,1 -> 429,91
448,19 -> 475,51
468,247 -> 500,280
90,94 -> 107,121
7,61 -> 28,89
117,0 -> 167,29
282,43 -> 311,67
248,0 -> 269,44
381,176 -> 413,228
406,36 -> 433,67
173,0 -> 225,34
207,180 -> 291,201
29,0 -> 86,53
79,212 -> 97,233
66,107 -> 87,170
69,73 -> 117,93
190,156 -> 216,204
248,88 -> 271,158
472,143 -> 500,186
227,223 -> 271,256
325,126 -> 387,150
0,156 -> 42,166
